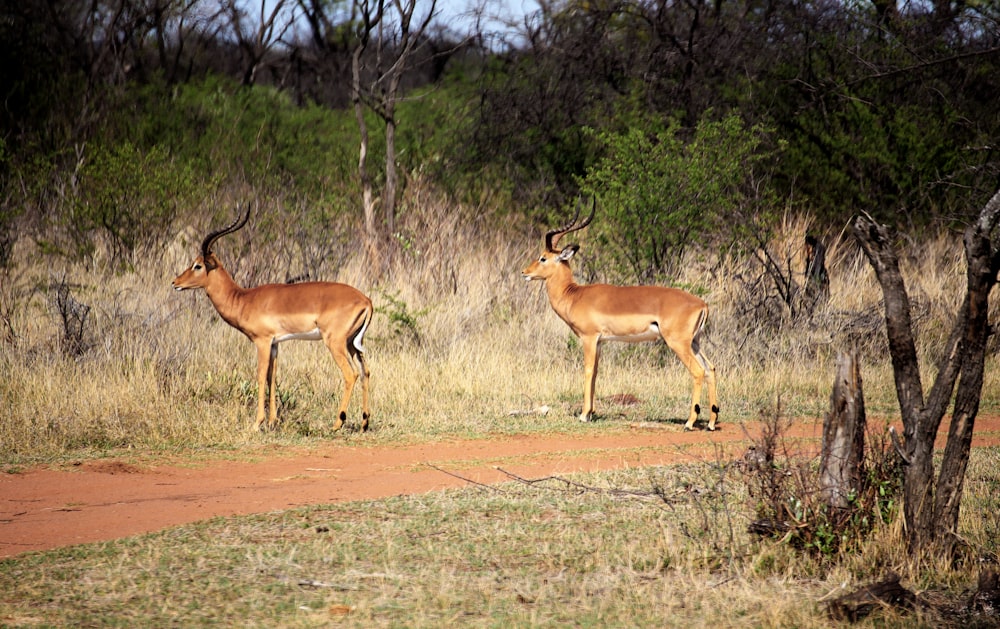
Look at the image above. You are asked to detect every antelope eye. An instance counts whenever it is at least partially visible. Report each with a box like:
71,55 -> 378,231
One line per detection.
193,264 -> 202,271
539,256 -> 547,263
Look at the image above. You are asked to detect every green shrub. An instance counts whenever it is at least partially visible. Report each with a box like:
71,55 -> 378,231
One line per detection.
579,112 -> 774,282
71,141 -> 198,267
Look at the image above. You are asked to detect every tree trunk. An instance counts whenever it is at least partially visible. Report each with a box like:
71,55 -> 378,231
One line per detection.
852,213 -> 936,549
380,90 -> 399,269
852,187 -> 1000,554
820,348 -> 866,509
346,0 -> 436,276
352,36 -> 381,270
933,190 -> 1000,543
382,69 -> 401,239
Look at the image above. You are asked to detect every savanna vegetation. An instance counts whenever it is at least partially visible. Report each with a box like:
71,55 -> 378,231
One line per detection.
2,450 -> 1000,627
2,0 -> 1000,625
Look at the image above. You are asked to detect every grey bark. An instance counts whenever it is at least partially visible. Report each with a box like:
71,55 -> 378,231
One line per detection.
852,188 -> 1000,552
820,349 -> 866,509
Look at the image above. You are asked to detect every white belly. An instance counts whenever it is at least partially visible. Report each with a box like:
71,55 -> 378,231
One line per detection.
274,328 -> 323,343
601,324 -> 661,344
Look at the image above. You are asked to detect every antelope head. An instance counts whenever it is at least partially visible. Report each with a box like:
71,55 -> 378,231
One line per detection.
172,204 -> 251,291
522,198 -> 596,282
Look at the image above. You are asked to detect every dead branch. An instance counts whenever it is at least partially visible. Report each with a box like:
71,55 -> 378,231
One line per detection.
827,573 -> 918,622
425,463 -> 690,506
424,464 -> 508,493
494,467 -> 678,501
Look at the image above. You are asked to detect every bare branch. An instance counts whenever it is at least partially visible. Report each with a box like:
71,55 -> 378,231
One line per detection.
851,212 -> 924,424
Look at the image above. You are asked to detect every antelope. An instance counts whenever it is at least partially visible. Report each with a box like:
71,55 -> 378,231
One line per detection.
172,204 -> 373,432
521,200 -> 718,430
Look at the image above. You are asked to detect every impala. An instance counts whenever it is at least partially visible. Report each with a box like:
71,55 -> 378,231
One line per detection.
172,205 -> 373,432
522,201 -> 718,430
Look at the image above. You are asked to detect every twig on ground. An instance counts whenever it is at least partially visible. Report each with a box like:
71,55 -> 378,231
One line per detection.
424,463 -> 508,493
273,574 -> 358,591
494,467 -> 686,505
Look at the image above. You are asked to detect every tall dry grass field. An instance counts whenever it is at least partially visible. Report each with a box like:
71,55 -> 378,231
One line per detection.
1,184 -> 997,464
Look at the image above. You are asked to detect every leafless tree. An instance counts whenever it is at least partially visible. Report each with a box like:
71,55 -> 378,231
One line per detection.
350,0 -> 438,269
853,188 -> 1000,554
220,0 -> 299,86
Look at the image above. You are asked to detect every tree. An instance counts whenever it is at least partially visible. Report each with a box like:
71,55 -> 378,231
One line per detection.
221,0 -> 299,87
469,0 -> 1000,226
350,0 -> 437,270
579,112 -> 772,283
852,188 -> 1000,553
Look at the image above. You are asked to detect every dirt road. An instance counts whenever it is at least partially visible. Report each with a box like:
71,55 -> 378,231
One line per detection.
3,417 -> 998,559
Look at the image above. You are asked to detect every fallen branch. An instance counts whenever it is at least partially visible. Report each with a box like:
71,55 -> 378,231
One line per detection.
273,574 -> 358,591
494,467 -> 686,506
424,464 -> 507,493
425,463 -> 687,506
827,573 -> 917,622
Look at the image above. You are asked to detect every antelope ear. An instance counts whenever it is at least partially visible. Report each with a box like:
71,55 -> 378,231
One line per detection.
558,244 -> 579,261
203,253 -> 219,271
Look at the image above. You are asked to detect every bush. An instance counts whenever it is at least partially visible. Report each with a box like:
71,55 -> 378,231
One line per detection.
579,112 -> 775,282
741,406 -> 901,558
70,141 -> 198,268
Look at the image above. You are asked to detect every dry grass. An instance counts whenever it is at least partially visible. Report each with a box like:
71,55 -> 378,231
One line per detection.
2,183 -> 999,625
1,186 -> 997,463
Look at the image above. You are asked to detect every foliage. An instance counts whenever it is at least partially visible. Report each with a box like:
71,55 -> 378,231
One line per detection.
0,0 -> 85,155
69,141 -> 197,267
7,75 -> 373,268
469,0 -> 1000,227
375,290 -> 428,348
393,77 -> 498,205
0,142 -> 17,268
119,77 -> 362,207
578,112 -> 775,282
4,0 -> 998,262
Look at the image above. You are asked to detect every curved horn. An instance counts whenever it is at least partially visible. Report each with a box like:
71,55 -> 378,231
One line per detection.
545,197 -> 596,252
201,203 -> 251,259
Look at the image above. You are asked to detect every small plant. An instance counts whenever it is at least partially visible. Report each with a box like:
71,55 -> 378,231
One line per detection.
741,404 -> 902,558
236,379 -> 298,415
377,290 -> 427,347
50,275 -> 91,357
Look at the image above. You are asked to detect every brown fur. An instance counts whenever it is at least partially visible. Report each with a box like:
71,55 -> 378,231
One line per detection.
173,251 -> 372,432
522,238 -> 718,430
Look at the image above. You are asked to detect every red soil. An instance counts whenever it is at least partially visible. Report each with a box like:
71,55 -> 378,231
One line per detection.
3,416 -> 999,559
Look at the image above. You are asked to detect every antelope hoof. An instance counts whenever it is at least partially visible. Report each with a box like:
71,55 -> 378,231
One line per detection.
579,413 -> 593,423
361,413 -> 370,432
708,406 -> 720,432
